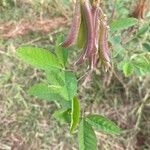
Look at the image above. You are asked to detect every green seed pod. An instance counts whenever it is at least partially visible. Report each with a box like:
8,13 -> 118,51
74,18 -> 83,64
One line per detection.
76,15 -> 86,49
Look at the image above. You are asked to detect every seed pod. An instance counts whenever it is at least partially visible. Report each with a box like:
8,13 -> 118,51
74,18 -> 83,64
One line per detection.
99,23 -> 110,65
75,0 -> 95,66
98,9 -> 111,67
89,4 -> 99,69
89,50 -> 97,70
61,0 -> 81,48
76,12 -> 86,49
93,6 -> 100,50
82,0 -> 94,58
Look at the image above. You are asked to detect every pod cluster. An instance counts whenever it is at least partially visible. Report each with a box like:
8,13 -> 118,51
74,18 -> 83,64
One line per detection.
61,0 -> 110,70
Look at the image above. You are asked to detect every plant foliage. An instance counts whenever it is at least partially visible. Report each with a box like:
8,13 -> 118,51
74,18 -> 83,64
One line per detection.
17,35 -> 121,149
16,0 -> 150,148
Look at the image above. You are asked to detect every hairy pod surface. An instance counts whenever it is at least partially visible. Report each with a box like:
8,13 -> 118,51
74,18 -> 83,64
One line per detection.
74,1 -> 111,69
62,0 -> 81,48
89,5 -> 100,69
93,6 -> 100,50
82,0 -> 94,58
98,9 -> 110,67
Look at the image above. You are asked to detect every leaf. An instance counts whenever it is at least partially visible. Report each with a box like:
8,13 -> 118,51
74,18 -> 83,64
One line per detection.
63,71 -> 77,101
48,85 -> 62,92
123,62 -> 134,77
136,24 -> 149,37
78,119 -> 97,150
143,43 -> 150,52
28,83 -> 63,101
85,114 -> 121,135
28,83 -> 71,108
109,34 -> 125,57
55,35 -> 68,66
46,68 -> 65,86
46,70 -> 77,101
132,54 -> 150,71
117,59 -> 126,70
110,18 -> 138,32
53,108 -> 71,123
70,96 -> 80,133
17,46 -> 61,70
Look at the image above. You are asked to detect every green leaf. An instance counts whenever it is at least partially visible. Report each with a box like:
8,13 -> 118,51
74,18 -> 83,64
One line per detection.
62,71 -> 77,101
110,18 -> 138,32
28,83 -> 71,107
46,70 -> 77,101
85,114 -> 121,135
46,68 -> 65,86
143,43 -> 150,52
109,34 -> 125,57
17,46 -> 61,70
53,108 -> 71,123
132,54 -> 150,72
70,96 -> 80,133
136,24 -> 149,37
123,62 -> 134,77
28,83 -> 63,101
117,59 -> 127,70
55,35 -> 68,66
78,119 -> 97,150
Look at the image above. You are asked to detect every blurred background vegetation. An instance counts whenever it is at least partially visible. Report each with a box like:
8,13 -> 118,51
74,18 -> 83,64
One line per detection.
0,0 -> 150,149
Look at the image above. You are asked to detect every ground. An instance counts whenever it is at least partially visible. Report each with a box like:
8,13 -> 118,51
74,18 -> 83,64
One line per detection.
0,0 -> 150,150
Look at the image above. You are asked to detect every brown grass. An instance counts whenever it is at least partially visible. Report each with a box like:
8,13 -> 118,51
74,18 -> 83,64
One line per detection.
0,17 -> 66,38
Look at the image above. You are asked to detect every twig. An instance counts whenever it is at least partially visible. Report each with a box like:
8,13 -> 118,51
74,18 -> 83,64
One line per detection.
135,90 -> 150,129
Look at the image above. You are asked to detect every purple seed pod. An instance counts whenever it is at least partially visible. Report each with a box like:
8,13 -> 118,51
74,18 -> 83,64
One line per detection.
61,0 -> 81,48
98,9 -> 111,67
89,49 -> 97,70
82,0 -> 94,58
102,23 -> 110,63
89,4 -> 99,69
93,7 -> 100,50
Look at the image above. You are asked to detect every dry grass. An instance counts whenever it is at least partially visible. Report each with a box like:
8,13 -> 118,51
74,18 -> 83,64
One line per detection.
0,0 -> 150,150
78,71 -> 150,150
0,18 -> 66,38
